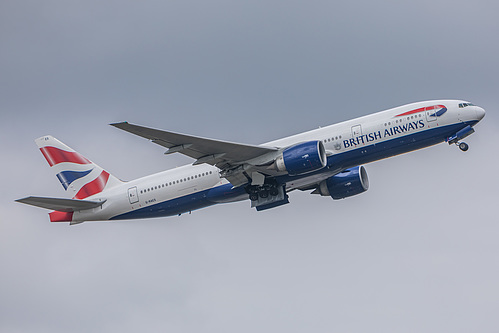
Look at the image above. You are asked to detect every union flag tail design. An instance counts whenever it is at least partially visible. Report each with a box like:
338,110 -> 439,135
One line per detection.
36,136 -> 123,199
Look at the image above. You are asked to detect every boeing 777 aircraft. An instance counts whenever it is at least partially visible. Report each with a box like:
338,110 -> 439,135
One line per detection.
17,100 -> 485,224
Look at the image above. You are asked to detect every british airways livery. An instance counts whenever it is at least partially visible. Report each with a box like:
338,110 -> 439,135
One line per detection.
17,100 -> 485,224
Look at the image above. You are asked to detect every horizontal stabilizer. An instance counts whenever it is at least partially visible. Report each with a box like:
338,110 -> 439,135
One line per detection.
16,196 -> 106,212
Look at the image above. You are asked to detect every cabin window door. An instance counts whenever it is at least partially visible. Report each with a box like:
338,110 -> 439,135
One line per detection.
425,106 -> 437,122
128,187 -> 139,204
351,125 -> 362,137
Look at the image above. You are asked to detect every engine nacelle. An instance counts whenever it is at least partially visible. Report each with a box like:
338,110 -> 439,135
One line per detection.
275,141 -> 327,176
317,166 -> 369,199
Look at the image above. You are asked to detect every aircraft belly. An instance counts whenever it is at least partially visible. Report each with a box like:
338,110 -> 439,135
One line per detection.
109,183 -> 247,220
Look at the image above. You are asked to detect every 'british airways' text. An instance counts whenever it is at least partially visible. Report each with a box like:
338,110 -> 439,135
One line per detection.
343,120 -> 425,148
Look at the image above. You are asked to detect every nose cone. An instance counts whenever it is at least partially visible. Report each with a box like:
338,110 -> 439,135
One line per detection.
476,106 -> 486,121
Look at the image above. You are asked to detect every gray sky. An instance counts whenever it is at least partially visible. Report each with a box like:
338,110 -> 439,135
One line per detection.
1,1 -> 498,332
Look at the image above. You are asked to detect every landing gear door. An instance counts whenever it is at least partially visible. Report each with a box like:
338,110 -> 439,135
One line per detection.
425,106 -> 437,122
128,187 -> 139,204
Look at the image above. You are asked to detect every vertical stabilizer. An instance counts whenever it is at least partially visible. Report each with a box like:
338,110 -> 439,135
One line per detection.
36,136 -> 123,199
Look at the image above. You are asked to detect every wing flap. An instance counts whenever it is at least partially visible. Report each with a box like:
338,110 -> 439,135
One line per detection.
16,196 -> 106,212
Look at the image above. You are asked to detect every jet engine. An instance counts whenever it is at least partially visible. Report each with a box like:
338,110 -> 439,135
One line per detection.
274,141 -> 327,176
316,166 -> 369,199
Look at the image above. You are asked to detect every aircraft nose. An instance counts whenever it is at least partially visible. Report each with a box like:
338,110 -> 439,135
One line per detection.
476,106 -> 486,121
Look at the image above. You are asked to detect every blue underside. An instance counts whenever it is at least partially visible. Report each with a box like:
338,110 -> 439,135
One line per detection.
111,121 -> 476,220
111,183 -> 246,220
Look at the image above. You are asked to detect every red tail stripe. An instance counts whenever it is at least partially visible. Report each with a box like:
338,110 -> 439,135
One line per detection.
40,146 -> 91,167
74,171 -> 110,200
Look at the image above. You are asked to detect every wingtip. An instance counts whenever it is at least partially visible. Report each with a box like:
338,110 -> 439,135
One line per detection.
15,197 -> 31,204
110,121 -> 129,127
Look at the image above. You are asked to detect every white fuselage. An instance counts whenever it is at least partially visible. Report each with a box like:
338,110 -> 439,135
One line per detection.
72,100 -> 485,222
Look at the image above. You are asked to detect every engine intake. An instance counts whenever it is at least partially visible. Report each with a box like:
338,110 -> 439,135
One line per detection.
317,166 -> 369,199
275,141 -> 327,176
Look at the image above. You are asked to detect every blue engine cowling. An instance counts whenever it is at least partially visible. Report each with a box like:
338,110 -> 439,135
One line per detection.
275,141 -> 327,176
317,166 -> 369,199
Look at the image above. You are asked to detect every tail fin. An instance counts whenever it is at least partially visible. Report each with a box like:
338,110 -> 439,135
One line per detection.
36,136 -> 123,199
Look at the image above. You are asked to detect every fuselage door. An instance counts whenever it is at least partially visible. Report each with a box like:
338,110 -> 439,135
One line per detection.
128,187 -> 139,204
351,125 -> 362,137
425,106 -> 437,122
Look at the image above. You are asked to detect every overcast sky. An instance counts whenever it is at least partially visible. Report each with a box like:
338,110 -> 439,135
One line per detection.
1,1 -> 498,332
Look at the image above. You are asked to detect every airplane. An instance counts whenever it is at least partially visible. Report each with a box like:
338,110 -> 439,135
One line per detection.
16,100 -> 485,225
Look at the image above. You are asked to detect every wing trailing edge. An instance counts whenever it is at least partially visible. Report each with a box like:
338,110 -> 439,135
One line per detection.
111,121 -> 282,187
110,122 -> 277,165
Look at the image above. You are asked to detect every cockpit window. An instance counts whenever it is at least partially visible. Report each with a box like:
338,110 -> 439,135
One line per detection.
459,102 -> 474,108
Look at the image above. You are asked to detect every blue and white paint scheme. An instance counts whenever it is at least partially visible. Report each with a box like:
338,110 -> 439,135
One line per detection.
17,99 -> 486,224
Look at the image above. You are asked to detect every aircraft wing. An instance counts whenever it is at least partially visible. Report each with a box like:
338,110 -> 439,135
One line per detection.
16,196 -> 106,212
111,122 -> 278,170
